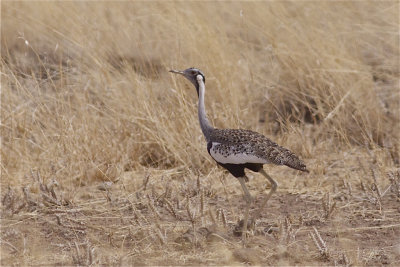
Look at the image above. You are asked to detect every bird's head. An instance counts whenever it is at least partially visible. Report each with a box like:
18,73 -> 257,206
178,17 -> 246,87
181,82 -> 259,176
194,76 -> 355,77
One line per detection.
169,67 -> 205,95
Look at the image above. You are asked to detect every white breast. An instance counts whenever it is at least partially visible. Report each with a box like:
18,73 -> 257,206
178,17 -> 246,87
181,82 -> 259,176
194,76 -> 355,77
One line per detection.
209,142 -> 267,164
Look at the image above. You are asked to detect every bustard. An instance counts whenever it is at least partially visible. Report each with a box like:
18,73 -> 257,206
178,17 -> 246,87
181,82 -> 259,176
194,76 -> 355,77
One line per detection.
170,67 -> 308,237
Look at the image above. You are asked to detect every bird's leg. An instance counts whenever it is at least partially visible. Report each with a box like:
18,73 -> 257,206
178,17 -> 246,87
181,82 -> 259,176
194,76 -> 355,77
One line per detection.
254,169 -> 278,219
237,176 -> 253,239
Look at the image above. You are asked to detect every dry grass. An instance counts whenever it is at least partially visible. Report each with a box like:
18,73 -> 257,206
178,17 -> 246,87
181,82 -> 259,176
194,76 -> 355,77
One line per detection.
1,1 -> 400,266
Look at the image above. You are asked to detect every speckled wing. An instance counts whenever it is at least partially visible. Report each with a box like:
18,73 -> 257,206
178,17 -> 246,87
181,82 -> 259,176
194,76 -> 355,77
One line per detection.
208,129 -> 308,172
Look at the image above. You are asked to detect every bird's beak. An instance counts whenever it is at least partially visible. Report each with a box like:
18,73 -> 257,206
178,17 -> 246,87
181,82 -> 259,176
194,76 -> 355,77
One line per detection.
169,69 -> 185,75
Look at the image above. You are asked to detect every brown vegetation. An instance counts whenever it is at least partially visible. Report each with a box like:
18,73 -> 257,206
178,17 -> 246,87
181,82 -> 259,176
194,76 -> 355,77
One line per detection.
1,1 -> 399,265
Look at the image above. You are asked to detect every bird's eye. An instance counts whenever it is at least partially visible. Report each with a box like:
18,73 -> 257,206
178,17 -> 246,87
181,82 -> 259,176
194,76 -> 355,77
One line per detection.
191,70 -> 196,75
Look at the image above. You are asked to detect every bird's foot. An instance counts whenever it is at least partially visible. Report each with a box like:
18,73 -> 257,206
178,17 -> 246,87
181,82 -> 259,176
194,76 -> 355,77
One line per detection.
233,218 -> 256,238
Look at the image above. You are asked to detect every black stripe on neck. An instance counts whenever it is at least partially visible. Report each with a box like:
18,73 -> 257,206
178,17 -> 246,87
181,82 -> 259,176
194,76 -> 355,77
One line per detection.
195,81 -> 200,97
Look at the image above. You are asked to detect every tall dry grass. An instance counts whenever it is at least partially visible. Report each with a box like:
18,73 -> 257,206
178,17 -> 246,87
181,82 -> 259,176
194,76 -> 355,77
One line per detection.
2,2 -> 398,189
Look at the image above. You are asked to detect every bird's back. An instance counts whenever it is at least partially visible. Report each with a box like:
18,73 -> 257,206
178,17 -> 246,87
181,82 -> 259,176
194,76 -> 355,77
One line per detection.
208,129 -> 308,172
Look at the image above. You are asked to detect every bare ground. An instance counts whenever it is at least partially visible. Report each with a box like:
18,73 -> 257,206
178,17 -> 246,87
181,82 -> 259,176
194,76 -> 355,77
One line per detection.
2,149 -> 399,266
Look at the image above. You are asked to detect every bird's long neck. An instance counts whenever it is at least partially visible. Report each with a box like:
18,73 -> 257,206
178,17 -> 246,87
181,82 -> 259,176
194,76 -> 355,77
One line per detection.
196,76 -> 213,141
